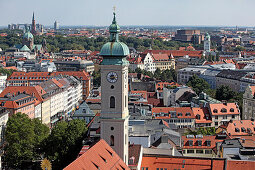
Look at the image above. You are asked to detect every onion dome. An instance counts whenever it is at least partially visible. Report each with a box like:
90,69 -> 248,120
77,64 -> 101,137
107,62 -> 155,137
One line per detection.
100,12 -> 130,57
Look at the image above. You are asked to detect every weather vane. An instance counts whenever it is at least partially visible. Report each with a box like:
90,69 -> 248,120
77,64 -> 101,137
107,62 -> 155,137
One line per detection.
113,6 -> 116,13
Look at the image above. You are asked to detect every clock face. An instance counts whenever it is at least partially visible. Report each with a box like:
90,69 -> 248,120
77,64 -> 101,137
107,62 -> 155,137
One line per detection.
107,72 -> 118,83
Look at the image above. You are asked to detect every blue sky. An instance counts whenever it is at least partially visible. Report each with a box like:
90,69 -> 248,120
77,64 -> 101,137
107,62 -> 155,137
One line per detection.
0,0 -> 254,27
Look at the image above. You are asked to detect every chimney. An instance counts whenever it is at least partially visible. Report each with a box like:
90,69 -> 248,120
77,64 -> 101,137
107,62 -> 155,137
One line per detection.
251,118 -> 254,122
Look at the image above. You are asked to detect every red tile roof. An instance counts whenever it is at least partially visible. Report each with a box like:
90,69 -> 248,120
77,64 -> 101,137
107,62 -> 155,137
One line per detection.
182,135 -> 223,149
152,107 -> 195,119
192,107 -> 212,124
143,50 -> 203,58
209,103 -> 240,115
0,86 -> 44,105
64,139 -> 129,170
224,120 -> 255,136
141,155 -> 226,170
152,54 -> 169,61
227,160 -> 255,170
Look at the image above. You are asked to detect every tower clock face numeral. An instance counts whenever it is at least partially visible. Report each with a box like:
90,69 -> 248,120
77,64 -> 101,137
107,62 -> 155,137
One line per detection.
107,72 -> 118,83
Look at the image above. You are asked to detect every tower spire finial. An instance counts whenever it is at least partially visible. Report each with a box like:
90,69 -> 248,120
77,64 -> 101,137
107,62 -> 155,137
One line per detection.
112,6 -> 116,24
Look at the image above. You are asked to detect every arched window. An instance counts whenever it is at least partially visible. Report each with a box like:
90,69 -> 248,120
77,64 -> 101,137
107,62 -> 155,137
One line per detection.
110,96 -> 115,108
110,135 -> 114,146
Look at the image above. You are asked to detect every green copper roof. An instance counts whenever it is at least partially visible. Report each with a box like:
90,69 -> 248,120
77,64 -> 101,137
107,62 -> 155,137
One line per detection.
109,13 -> 120,33
100,12 -> 130,58
101,57 -> 129,65
20,45 -> 31,52
205,33 -> 210,39
33,44 -> 42,50
23,31 -> 33,39
100,42 -> 129,56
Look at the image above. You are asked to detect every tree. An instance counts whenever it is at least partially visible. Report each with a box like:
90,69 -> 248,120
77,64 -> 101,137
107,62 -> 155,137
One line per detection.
4,113 -> 49,169
92,70 -> 101,87
215,85 -> 235,101
186,75 -> 210,94
154,68 -> 161,79
43,119 -> 87,169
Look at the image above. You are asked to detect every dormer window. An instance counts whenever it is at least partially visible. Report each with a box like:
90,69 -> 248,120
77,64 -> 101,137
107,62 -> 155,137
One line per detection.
213,109 -> 218,113
178,112 -> 183,116
185,112 -> 191,116
241,127 -> 246,133
196,114 -> 201,120
235,128 -> 240,132
230,108 -> 234,112
197,140 -> 202,146
221,108 -> 227,113
247,128 -> 252,133
206,140 -> 211,146
188,140 -> 193,146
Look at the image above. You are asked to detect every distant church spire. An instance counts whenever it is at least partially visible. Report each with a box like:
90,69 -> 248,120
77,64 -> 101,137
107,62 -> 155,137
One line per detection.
31,12 -> 36,35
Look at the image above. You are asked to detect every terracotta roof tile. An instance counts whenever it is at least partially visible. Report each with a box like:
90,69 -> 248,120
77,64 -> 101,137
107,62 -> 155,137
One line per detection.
209,103 -> 240,115
64,139 -> 129,170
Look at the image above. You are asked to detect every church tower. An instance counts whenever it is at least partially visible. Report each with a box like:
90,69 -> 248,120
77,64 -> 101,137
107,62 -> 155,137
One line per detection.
31,12 -> 36,35
204,33 -> 211,52
100,12 -> 130,164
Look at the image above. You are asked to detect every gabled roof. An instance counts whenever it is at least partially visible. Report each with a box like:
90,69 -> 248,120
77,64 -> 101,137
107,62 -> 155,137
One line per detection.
20,45 -> 31,52
64,139 -> 129,170
0,86 -> 43,105
225,120 -> 255,136
209,103 -> 240,116
152,54 -> 169,61
192,107 -> 212,124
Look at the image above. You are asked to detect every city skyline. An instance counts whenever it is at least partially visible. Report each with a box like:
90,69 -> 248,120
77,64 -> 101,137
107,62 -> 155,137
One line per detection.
0,0 -> 255,27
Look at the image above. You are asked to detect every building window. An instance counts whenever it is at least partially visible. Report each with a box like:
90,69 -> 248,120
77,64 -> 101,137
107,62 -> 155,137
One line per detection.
110,135 -> 114,146
205,150 -> 212,154
215,122 -> 218,126
232,115 -> 235,119
125,95 -> 127,108
196,150 -> 203,154
110,96 -> 115,108
187,150 -> 194,153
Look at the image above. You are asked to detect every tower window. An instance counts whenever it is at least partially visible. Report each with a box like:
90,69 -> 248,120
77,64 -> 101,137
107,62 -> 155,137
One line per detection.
125,95 -> 127,108
110,96 -> 115,108
111,85 -> 114,89
110,135 -> 114,146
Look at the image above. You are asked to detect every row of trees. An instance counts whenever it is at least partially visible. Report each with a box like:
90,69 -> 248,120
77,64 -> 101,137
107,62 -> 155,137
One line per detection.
185,127 -> 216,136
0,29 -> 190,52
132,67 -> 177,82
0,68 -> 16,77
4,113 -> 87,169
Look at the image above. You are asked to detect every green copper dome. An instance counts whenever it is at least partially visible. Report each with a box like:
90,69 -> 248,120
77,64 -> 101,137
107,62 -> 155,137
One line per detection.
100,42 -> 129,56
100,12 -> 130,57
23,31 -> 34,40
205,33 -> 210,40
